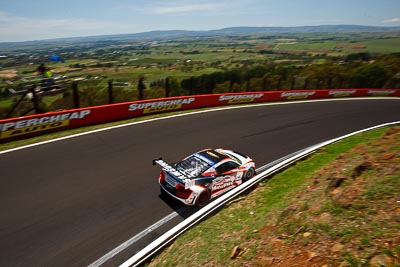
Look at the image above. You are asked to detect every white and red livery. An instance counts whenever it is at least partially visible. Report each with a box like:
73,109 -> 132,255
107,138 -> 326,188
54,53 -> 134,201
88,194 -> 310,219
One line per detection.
153,148 -> 256,206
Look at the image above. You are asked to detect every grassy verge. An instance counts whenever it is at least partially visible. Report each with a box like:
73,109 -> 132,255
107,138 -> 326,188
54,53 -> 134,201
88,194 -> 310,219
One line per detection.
147,126 -> 400,267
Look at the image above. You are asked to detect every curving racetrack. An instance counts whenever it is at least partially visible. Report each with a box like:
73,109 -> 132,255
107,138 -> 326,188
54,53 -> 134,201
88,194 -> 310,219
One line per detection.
1,98 -> 399,267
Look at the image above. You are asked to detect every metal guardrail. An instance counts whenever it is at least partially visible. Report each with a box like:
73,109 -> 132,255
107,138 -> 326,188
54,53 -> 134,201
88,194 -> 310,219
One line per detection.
118,121 -> 400,267
5,75 -> 72,118
8,75 -> 68,96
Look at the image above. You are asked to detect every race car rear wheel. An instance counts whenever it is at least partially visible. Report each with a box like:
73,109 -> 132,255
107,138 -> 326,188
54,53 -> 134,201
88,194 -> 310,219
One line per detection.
243,167 -> 255,182
196,189 -> 211,206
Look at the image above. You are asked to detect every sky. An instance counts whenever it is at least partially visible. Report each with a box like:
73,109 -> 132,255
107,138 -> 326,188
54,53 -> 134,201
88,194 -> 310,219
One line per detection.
0,0 -> 399,42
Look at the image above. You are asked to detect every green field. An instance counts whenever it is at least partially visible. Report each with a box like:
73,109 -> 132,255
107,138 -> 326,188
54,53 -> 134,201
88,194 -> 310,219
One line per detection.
274,38 -> 400,55
1,31 -> 400,118
363,38 -> 400,53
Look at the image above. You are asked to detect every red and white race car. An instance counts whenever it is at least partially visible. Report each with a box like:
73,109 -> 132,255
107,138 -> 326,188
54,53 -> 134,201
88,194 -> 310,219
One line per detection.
153,148 -> 256,206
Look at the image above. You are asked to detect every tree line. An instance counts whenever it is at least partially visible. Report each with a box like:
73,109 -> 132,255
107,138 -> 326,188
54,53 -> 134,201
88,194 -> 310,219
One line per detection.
174,53 -> 400,95
2,53 -> 399,118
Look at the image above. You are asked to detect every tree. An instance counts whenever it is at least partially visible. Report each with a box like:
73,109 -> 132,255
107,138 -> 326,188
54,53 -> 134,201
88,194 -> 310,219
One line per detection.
349,64 -> 388,88
167,77 -> 182,96
227,69 -> 242,92
138,76 -> 146,100
345,52 -> 371,62
165,77 -> 170,97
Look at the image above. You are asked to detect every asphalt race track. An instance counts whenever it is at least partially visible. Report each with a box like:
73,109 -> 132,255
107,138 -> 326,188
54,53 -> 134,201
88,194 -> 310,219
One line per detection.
1,98 -> 399,267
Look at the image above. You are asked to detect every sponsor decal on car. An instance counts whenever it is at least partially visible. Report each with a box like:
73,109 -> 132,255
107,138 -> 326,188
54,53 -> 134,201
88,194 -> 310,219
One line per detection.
154,159 -> 187,180
281,91 -> 315,99
219,94 -> 264,104
0,110 -> 91,139
154,158 -> 194,189
212,176 -> 236,191
128,98 -> 195,114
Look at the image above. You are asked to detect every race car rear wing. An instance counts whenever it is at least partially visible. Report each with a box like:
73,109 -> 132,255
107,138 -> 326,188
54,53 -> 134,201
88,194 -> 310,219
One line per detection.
153,158 -> 195,189
152,158 -> 187,180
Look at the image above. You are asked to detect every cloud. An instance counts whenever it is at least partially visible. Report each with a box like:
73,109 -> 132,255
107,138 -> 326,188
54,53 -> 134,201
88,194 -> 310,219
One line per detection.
0,10 -> 133,42
111,1 -> 224,14
112,0 -> 248,18
149,3 -> 225,15
382,18 -> 400,24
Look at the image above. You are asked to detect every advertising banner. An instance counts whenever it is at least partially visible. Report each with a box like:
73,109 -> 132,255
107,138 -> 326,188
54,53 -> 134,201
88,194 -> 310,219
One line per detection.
1,89 -> 399,143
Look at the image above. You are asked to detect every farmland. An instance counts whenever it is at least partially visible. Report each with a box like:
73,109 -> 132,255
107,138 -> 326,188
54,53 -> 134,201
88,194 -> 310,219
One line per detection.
0,27 -> 400,118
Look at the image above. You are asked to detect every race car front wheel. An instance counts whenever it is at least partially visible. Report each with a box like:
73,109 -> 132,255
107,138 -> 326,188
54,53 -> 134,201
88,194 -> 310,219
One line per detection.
243,167 -> 255,182
196,189 -> 211,206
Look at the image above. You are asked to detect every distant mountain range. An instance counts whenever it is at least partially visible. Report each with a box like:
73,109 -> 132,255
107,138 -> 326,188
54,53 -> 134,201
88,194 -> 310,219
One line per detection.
1,25 -> 400,46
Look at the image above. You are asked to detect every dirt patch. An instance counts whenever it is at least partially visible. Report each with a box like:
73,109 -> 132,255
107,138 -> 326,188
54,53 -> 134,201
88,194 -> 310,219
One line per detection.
0,69 -> 19,79
51,67 -> 82,74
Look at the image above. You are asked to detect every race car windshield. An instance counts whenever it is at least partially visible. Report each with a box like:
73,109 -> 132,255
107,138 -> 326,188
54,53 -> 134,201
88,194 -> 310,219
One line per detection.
176,155 -> 211,178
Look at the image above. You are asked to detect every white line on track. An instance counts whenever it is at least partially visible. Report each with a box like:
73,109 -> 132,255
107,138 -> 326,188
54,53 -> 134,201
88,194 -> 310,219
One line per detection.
87,207 -> 188,267
86,162 -> 283,267
1,97 -> 398,155
119,121 -> 400,267
1,97 -> 399,266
